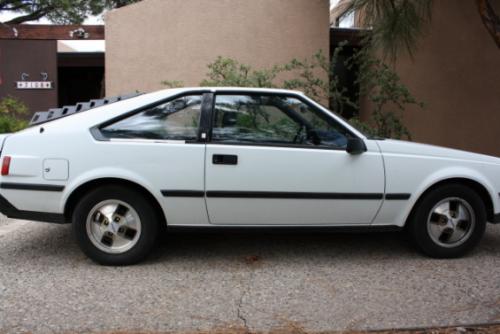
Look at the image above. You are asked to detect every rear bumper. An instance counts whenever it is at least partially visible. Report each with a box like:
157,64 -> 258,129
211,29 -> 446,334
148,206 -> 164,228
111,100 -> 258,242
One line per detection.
0,193 -> 66,224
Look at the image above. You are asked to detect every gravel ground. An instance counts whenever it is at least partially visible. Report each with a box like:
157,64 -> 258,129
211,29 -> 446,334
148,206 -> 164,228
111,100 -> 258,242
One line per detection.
0,215 -> 11,227
0,219 -> 499,334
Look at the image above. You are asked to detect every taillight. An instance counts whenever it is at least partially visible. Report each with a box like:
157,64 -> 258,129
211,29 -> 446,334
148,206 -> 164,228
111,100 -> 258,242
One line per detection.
1,156 -> 11,175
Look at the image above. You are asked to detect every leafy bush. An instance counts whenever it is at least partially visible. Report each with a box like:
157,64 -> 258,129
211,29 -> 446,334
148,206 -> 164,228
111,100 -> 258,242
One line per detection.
348,47 -> 424,139
0,96 -> 29,133
199,57 -> 282,88
161,45 -> 423,139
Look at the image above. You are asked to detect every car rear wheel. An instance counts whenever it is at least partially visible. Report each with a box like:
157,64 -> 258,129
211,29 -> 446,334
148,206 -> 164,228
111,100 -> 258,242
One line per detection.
72,185 -> 160,265
408,184 -> 487,258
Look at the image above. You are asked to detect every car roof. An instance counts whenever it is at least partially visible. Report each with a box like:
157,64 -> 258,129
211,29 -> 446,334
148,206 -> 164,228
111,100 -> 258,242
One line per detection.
157,87 -> 305,96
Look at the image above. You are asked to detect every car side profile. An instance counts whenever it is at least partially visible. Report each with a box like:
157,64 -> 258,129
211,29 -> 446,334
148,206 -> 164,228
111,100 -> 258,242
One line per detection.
0,87 -> 499,265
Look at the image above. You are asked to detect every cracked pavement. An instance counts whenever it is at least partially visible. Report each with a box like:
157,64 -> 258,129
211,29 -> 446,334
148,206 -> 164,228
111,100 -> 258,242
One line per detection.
0,218 -> 499,333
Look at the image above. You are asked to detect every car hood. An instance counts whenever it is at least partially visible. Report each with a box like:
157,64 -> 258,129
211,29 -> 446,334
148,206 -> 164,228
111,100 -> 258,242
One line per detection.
375,139 -> 500,165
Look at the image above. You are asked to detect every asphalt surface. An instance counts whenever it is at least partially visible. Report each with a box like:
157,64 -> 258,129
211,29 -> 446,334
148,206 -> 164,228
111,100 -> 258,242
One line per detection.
0,216 -> 499,334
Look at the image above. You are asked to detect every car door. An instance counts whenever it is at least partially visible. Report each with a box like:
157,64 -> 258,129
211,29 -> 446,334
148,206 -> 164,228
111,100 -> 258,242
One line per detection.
204,92 -> 385,225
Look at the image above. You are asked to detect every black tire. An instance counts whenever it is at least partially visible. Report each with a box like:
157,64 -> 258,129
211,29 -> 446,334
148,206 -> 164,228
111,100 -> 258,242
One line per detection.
72,185 -> 160,265
408,184 -> 487,258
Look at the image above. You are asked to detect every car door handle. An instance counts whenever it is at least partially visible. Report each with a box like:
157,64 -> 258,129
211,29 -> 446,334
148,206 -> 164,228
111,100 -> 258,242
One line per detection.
213,154 -> 238,165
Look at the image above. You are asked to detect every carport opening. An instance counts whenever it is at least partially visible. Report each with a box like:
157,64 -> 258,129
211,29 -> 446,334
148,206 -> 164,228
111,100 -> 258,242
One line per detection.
57,52 -> 104,107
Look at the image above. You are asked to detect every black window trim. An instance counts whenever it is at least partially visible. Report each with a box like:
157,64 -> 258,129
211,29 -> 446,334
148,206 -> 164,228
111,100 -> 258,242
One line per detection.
90,90 -> 212,142
90,89 -> 362,151
207,91 -> 360,151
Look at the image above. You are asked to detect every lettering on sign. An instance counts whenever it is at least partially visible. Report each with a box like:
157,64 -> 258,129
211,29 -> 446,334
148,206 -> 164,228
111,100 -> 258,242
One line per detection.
16,81 -> 53,90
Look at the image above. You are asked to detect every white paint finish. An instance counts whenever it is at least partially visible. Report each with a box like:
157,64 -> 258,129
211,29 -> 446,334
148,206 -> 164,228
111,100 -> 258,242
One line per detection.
206,198 -> 382,225
0,134 -> 9,150
160,198 -> 208,226
378,139 -> 500,164
205,141 -> 384,225
43,159 -> 69,181
2,189 -> 62,213
2,122 -> 207,223
0,88 -> 498,230
376,139 -> 500,226
58,140 -> 208,224
371,200 -> 409,226
8,155 -> 41,177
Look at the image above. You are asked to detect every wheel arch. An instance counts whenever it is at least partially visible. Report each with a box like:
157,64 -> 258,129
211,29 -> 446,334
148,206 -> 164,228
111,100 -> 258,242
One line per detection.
407,177 -> 495,224
64,177 -> 167,227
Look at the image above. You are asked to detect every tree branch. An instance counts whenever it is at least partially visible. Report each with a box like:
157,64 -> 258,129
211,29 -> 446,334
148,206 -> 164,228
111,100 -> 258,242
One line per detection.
4,6 -> 53,24
476,0 -> 500,48
0,0 -> 33,11
0,0 -> 12,9
2,4 -> 34,12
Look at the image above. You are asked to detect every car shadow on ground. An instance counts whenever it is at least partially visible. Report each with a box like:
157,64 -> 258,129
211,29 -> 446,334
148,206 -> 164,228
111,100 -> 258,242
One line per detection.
2,222 -> 499,266
148,224 -> 500,265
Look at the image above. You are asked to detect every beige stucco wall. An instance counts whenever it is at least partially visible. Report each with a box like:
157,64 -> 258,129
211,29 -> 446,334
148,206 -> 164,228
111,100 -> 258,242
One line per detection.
105,0 -> 329,96
359,0 -> 500,156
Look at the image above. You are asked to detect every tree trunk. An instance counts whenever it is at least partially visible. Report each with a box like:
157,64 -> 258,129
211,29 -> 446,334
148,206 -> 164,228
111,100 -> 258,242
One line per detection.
476,0 -> 500,48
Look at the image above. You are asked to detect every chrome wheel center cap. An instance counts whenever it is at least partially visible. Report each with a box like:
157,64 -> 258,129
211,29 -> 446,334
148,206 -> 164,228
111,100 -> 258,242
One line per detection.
86,200 -> 142,254
109,222 -> 119,233
427,197 -> 475,248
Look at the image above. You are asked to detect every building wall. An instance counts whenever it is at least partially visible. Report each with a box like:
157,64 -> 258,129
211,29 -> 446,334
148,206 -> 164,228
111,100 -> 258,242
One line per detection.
105,0 -> 330,96
359,0 -> 500,156
0,40 -> 58,115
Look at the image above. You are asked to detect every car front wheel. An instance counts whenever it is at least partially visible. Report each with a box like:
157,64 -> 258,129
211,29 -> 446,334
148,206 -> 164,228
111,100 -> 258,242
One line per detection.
408,184 -> 487,258
72,185 -> 160,265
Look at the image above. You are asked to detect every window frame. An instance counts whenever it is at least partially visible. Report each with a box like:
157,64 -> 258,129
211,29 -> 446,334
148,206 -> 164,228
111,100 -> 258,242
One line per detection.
90,91 -> 213,143
207,92 -> 358,151
90,89 -> 361,151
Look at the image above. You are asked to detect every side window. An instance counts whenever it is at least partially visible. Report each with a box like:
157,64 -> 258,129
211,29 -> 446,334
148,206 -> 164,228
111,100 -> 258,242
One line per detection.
212,94 -> 351,148
101,95 -> 202,140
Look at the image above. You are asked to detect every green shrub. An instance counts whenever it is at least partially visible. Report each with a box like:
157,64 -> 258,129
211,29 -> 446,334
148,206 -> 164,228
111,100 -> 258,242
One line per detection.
161,45 -> 423,140
0,96 -> 29,133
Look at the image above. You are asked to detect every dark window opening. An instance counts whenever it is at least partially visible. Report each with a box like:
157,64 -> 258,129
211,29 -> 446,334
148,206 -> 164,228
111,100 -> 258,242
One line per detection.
57,52 -> 105,108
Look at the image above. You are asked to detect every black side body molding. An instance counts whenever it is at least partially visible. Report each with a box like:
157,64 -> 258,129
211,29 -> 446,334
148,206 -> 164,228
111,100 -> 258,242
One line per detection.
0,194 -> 66,224
161,190 -> 205,197
205,191 -> 384,200
0,183 -> 64,192
161,190 -> 412,200
385,193 -> 411,200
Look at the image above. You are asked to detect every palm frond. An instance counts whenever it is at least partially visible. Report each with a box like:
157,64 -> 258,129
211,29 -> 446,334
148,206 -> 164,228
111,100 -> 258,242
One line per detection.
349,0 -> 433,59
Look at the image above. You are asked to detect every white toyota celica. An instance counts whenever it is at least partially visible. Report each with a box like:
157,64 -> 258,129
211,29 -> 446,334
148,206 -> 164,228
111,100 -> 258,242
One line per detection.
0,87 -> 499,265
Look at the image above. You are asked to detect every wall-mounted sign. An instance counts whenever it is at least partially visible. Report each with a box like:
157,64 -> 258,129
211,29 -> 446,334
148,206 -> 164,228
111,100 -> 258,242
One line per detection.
15,72 -> 53,90
16,81 -> 53,89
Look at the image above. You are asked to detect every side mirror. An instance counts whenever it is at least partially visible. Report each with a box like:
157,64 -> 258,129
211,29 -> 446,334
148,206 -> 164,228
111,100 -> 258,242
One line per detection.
346,138 -> 367,155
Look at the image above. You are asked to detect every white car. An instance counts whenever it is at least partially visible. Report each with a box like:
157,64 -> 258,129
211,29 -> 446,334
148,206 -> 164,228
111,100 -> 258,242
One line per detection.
0,87 -> 499,265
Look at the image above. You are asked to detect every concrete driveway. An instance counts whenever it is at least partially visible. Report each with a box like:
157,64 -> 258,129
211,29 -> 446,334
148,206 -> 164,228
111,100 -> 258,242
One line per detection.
0,217 -> 499,334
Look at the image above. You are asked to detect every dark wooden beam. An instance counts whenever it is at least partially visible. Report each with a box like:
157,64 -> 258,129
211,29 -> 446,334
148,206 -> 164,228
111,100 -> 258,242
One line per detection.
0,24 -> 104,40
